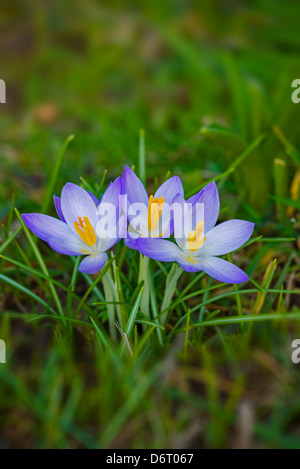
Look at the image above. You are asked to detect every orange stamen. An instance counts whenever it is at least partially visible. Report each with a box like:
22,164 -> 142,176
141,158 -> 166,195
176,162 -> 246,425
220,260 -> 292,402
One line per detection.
74,216 -> 96,247
187,221 -> 206,252
147,195 -> 164,233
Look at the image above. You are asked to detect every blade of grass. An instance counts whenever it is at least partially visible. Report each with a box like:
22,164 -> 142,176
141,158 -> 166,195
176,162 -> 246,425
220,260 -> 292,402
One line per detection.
90,316 -> 112,352
41,134 -> 74,214
148,262 -> 163,347
0,226 -> 21,254
102,271 -> 117,341
120,284 -> 144,356
253,259 -> 277,315
96,169 -> 108,197
75,256 -> 115,316
15,208 -> 65,321
0,273 -> 57,316
183,308 -> 191,361
174,312 -> 300,334
139,128 -> 146,184
273,159 -> 288,223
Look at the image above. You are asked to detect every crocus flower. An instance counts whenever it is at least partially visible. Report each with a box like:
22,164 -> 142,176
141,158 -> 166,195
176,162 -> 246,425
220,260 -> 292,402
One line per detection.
135,182 -> 254,284
22,178 -> 123,274
122,165 -> 184,248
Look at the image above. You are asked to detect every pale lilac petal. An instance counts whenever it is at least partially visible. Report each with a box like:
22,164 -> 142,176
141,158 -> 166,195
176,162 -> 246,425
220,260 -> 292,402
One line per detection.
125,224 -> 142,246
195,182 -> 220,234
122,166 -> 148,206
203,220 -> 255,257
47,234 -> 85,255
118,213 -> 128,239
99,177 -> 122,208
61,183 -> 98,235
53,195 -> 66,222
124,238 -> 138,250
136,238 -> 182,262
170,193 -> 203,247
200,257 -> 248,284
154,176 -> 184,205
96,177 -> 123,241
22,213 -> 73,243
78,253 -> 107,275
155,190 -> 185,238
186,190 -> 203,206
88,191 -> 100,207
177,258 -> 202,273
99,234 -> 121,252
54,192 -> 99,222
170,194 -> 186,248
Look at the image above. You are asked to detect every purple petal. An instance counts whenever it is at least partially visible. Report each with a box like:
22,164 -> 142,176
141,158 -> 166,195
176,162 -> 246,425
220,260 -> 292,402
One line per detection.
170,193 -> 203,246
61,183 -> 98,235
122,166 -> 148,206
47,234 -> 86,255
99,176 -> 122,208
136,238 -> 182,262
154,176 -> 184,205
96,178 -> 124,244
124,238 -> 138,250
22,213 -> 74,243
177,258 -> 201,273
186,190 -> 203,206
99,235 -> 121,252
203,220 -> 255,257
54,191 -> 99,222
170,194 -> 186,248
88,191 -> 100,207
201,257 -> 248,284
195,182 -> 220,234
78,253 -> 107,275
53,195 -> 66,223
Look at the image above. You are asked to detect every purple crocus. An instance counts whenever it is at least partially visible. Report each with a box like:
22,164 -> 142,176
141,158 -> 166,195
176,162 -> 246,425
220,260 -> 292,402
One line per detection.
135,182 -> 254,284
22,178 -> 123,275
122,165 -> 184,248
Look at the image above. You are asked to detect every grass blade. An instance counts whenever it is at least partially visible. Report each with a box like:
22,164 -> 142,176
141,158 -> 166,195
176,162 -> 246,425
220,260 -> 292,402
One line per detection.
41,135 -> 74,214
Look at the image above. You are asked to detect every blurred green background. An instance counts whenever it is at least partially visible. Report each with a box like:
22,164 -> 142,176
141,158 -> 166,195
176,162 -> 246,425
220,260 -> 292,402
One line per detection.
0,0 -> 300,449
1,0 -> 300,216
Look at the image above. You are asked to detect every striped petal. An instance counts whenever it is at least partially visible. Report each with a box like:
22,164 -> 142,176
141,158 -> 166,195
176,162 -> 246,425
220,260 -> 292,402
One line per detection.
88,191 -> 100,207
203,220 -> 255,257
200,256 -> 248,284
47,234 -> 86,255
122,165 -> 148,206
60,183 -> 98,236
136,238 -> 182,262
78,253 -> 107,275
22,213 -> 74,243
154,176 -> 184,205
124,237 -> 138,250
191,182 -> 220,234
177,258 -> 202,273
96,177 -> 123,241
54,191 -> 99,223
53,195 -> 66,222
99,176 -> 122,208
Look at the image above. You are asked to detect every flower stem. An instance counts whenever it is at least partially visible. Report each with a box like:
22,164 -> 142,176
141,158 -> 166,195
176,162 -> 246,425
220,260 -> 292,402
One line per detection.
102,272 -> 117,341
160,264 -> 183,326
138,253 -> 150,317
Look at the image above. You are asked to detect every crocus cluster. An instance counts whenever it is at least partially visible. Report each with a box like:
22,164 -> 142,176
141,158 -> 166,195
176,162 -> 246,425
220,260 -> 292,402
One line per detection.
22,166 -> 254,283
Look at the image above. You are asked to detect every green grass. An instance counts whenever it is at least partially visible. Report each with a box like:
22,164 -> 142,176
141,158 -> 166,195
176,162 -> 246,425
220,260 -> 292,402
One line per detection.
0,0 -> 300,449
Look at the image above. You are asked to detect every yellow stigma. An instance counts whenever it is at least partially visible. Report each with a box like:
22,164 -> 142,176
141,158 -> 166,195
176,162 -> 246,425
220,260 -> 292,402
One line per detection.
148,195 -> 164,233
74,216 -> 96,247
184,256 -> 199,265
187,221 -> 206,252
